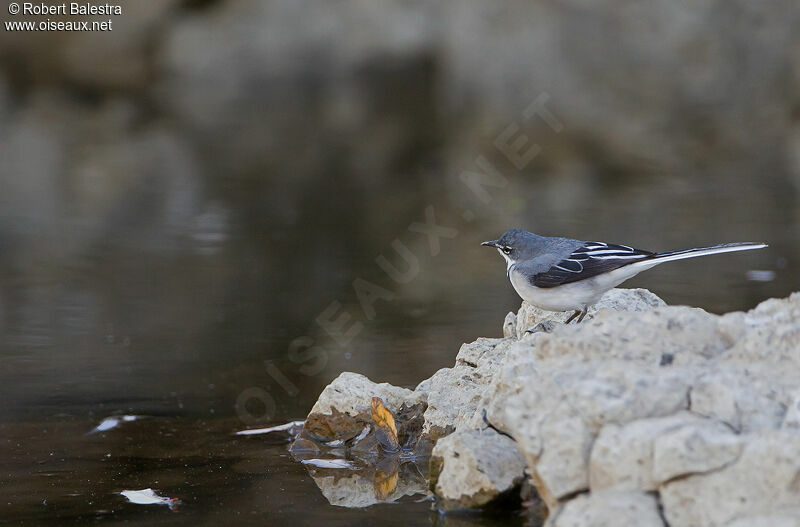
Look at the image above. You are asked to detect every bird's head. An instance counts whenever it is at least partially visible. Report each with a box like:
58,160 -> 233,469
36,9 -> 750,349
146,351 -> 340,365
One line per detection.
481,229 -> 540,266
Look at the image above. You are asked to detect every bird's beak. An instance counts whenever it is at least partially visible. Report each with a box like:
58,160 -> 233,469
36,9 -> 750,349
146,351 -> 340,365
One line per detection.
481,240 -> 500,248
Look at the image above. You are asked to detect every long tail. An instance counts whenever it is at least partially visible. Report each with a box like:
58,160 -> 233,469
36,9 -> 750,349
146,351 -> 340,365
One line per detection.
650,242 -> 767,265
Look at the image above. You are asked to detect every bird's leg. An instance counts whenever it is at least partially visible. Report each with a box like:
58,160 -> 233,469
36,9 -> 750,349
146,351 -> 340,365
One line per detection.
564,310 -> 581,324
576,308 -> 588,323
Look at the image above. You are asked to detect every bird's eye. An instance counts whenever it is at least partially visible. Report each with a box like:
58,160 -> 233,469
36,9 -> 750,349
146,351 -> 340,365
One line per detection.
502,246 -> 513,254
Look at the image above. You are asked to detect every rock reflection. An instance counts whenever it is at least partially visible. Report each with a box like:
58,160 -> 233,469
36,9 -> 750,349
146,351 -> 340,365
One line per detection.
297,453 -> 430,508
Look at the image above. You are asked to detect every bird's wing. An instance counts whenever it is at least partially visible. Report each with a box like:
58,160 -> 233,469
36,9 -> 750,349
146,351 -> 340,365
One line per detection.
530,242 -> 655,288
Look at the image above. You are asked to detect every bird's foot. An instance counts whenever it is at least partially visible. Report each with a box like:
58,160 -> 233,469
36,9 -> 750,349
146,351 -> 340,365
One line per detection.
563,308 -> 589,324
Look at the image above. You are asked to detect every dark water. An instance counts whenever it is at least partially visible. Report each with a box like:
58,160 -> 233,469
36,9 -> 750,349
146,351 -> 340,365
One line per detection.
1,416 -> 530,525
1,186 -> 790,524
2,415 -> 425,525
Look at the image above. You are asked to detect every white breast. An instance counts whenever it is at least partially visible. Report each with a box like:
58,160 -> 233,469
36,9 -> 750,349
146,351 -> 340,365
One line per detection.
508,263 -> 652,312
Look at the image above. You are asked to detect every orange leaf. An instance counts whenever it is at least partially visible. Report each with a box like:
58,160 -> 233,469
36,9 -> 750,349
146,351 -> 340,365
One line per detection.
371,397 -> 399,452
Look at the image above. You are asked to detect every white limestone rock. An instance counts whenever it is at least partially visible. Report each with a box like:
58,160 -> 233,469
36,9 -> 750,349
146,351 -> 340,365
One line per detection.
652,418 -> 742,484
590,412 -> 741,492
503,311 -> 517,338
309,371 -> 424,418
660,431 -> 800,527
482,292 -> 800,514
548,491 -> 664,527
781,388 -> 800,431
514,287 -> 666,337
431,428 -> 526,509
418,337 -> 510,439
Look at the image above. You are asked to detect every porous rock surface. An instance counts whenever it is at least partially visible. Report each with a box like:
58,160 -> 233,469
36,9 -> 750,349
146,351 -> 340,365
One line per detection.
296,288 -> 800,524
430,428 -> 527,510
549,491 -> 664,527
308,371 -> 425,420
417,337 -> 512,440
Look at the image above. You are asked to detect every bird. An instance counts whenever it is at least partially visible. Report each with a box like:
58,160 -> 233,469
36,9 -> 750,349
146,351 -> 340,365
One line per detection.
482,229 -> 767,324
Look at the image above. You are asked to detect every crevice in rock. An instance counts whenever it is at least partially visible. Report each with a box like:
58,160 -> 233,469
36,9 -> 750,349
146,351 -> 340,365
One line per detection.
651,491 -> 671,527
685,404 -> 741,435
658,452 -> 743,487
558,488 -> 589,503
715,415 -> 741,435
482,409 -> 515,441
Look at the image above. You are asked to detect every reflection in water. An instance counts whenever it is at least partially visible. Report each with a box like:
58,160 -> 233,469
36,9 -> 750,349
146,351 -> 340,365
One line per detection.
374,456 -> 401,501
301,458 -> 358,469
302,454 -> 430,508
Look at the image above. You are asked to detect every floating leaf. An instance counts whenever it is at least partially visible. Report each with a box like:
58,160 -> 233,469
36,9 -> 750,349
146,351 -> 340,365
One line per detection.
371,397 -> 399,452
121,488 -> 179,510
89,415 -> 139,435
301,458 -> 356,469
235,420 -> 304,436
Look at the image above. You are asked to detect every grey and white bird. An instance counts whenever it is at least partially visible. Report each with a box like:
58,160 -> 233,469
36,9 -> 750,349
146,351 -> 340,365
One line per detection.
482,229 -> 767,323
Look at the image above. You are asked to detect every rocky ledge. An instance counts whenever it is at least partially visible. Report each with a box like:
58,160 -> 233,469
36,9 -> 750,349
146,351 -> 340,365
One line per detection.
291,288 -> 800,526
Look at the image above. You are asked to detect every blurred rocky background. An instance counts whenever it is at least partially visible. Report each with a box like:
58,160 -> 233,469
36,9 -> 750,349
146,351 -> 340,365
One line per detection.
0,0 -> 798,423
